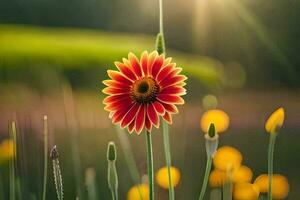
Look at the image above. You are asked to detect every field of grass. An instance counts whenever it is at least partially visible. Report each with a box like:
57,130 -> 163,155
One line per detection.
0,24 -> 221,90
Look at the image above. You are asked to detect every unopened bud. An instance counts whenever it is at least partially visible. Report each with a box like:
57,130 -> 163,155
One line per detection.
107,142 -> 117,161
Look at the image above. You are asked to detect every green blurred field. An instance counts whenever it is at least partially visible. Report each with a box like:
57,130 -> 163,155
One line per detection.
0,24 -> 299,200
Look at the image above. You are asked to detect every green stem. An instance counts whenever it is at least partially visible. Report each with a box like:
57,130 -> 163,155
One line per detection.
159,0 -> 163,34
42,116 -> 49,200
268,133 -> 277,200
163,121 -> 175,200
198,156 -> 212,200
146,132 -> 154,200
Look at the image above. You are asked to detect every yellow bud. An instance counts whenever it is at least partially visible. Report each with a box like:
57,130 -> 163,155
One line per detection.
127,184 -> 149,200
0,139 -> 15,162
213,146 -> 242,171
233,183 -> 260,200
254,174 -> 289,199
265,107 -> 285,134
232,165 -> 253,183
156,166 -> 181,189
200,109 -> 230,134
209,170 -> 227,188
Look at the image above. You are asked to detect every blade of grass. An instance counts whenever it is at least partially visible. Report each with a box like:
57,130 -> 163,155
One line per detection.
145,132 -> 154,200
42,115 -> 49,200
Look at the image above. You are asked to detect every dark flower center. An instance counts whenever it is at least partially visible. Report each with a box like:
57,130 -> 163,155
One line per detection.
131,77 -> 159,103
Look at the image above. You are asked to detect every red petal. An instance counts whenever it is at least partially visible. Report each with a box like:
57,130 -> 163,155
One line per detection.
115,62 -> 137,81
103,94 -> 129,104
162,103 -> 178,114
102,87 -> 131,95
158,67 -> 182,84
145,116 -> 152,132
160,86 -> 186,95
160,75 -> 187,88
121,103 -> 140,128
103,80 -> 130,89
147,103 -> 159,128
156,63 -> 176,83
147,51 -> 158,75
128,121 -> 135,134
163,112 -> 172,124
107,70 -> 133,85
104,98 -> 132,111
151,54 -> 164,78
152,101 -> 165,116
140,51 -> 148,76
157,94 -> 184,105
135,105 -> 146,134
128,53 -> 142,77
112,104 -> 133,124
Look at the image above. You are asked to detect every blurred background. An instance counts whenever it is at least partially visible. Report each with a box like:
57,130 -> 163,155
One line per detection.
0,0 -> 299,199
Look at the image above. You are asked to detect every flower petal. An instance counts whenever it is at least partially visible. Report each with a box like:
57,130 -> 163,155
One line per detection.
145,116 -> 152,132
121,103 -> 140,128
107,70 -> 133,85
157,94 -> 185,105
156,63 -> 176,83
160,86 -> 186,95
112,104 -> 134,124
152,101 -> 165,116
102,87 -> 131,95
103,80 -> 130,89
135,105 -> 146,134
147,51 -> 158,75
163,112 -> 172,124
162,103 -> 178,114
103,94 -> 129,104
160,75 -> 187,88
151,54 -> 164,78
140,51 -> 148,76
128,121 -> 135,134
147,103 -> 159,128
115,62 -> 137,81
128,52 -> 143,77
104,97 -> 132,111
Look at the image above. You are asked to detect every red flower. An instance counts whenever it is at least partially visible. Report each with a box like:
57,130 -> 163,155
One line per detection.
103,51 -> 187,134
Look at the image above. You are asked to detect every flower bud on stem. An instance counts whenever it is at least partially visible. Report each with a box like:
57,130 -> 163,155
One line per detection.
107,142 -> 118,200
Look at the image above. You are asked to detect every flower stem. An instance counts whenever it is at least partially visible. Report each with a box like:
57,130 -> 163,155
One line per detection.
42,116 -> 49,200
159,0 -> 164,35
146,132 -> 154,200
198,156 -> 212,200
163,121 -> 175,200
268,133 -> 277,200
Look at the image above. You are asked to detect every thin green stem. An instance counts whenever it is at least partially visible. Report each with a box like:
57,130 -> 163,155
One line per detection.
146,132 -> 154,200
159,0 -> 163,34
198,156 -> 212,200
163,121 -> 175,200
268,133 -> 277,200
42,116 -> 49,200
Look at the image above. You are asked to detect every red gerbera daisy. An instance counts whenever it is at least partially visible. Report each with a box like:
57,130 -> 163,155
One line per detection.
102,51 -> 187,134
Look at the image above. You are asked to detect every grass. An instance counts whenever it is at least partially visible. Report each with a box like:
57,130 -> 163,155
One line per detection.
0,24 -> 220,89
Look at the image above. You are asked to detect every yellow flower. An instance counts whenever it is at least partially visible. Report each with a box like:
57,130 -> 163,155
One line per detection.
209,169 -> 226,188
265,107 -> 285,134
0,139 -> 15,163
213,146 -> 242,171
232,165 -> 253,183
127,184 -> 149,200
156,166 -> 181,189
233,183 -> 260,200
200,109 -> 230,134
254,174 -> 289,199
